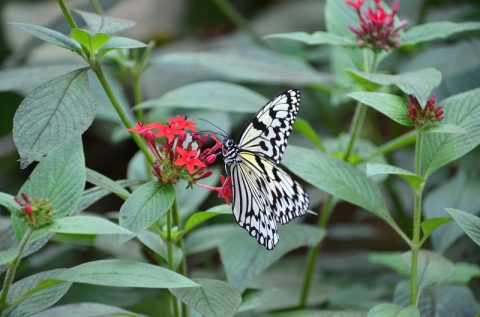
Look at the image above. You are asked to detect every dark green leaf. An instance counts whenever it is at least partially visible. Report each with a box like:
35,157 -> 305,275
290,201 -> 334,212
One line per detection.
264,31 -> 354,46
219,224 -> 325,291
367,304 -> 420,317
420,217 -> 452,240
54,259 -> 199,288
445,208 -> 480,246
294,118 -> 326,152
171,278 -> 242,317
401,21 -> 480,46
183,205 -> 231,235
48,216 -> 132,235
86,168 -> 130,200
7,22 -> 80,51
119,182 -> 175,241
366,163 -> 425,192
13,69 -> 96,168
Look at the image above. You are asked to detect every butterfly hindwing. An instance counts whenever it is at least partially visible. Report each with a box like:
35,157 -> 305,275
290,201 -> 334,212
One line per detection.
238,89 -> 300,164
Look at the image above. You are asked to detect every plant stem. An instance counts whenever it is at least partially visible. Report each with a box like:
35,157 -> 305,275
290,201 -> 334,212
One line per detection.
132,74 -> 144,122
410,129 -> 424,305
93,65 -> 154,165
298,195 -> 334,307
210,0 -> 269,48
166,207 -> 180,317
57,0 -> 78,29
171,199 -> 188,317
0,227 -> 33,312
343,103 -> 367,162
89,0 -> 104,14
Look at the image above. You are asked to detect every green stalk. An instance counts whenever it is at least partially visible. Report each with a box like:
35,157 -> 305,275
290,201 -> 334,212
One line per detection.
89,0 -> 104,14
57,0 -> 77,29
298,195 -> 334,307
171,199 -> 188,317
0,227 -> 33,312
166,207 -> 180,317
210,0 -> 269,48
410,129 -> 424,305
358,130 -> 416,164
343,103 -> 367,162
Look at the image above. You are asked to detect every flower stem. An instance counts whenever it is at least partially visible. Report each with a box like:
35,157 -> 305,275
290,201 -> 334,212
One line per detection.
57,0 -> 77,29
343,102 -> 367,162
171,198 -> 188,317
0,227 -> 33,313
410,129 -> 424,305
166,207 -> 180,317
298,195 -> 334,307
93,65 -> 154,165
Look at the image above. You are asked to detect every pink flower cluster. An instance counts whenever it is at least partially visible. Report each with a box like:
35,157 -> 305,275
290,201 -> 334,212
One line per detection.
406,94 -> 444,127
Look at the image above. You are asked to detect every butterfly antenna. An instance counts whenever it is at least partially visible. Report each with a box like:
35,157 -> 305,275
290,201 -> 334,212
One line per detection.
199,118 -> 229,138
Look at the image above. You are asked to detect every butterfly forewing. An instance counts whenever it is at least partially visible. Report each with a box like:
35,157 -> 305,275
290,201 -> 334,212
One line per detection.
238,89 -> 300,164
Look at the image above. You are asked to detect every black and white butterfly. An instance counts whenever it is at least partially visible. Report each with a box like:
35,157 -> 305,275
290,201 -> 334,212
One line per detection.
222,89 -> 309,250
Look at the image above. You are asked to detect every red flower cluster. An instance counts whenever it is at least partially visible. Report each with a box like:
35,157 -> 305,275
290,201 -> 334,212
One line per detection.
128,115 -> 222,186
15,192 -> 53,228
406,94 -> 444,127
197,175 -> 233,205
346,0 -> 408,52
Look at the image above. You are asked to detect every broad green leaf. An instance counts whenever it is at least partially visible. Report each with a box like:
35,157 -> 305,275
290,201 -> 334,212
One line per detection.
71,28 -> 110,53
47,216 -> 132,235
86,168 -> 130,200
99,37 -> 147,50
420,217 -> 452,240
4,269 -> 72,317
73,9 -> 136,34
443,262 -> 480,284
402,250 -> 454,293
268,311 -> 367,317
184,224 -> 235,255
183,205 -> 231,235
394,282 -> 480,317
283,146 -> 398,232
366,163 -> 425,192
13,69 -> 96,168
348,92 -> 411,126
401,21 -> 480,46
219,224 -> 325,291
445,208 -> 480,246
29,302 -> 143,317
423,124 -> 467,135
137,230 -> 182,269
153,48 -> 331,85
13,139 -> 86,240
54,259 -> 199,288
136,81 -> 266,113
294,118 -> 326,152
7,22 -> 80,51
0,63 -> 86,94
422,88 -> 480,177
368,252 -> 410,276
264,31 -> 354,46
0,248 -> 17,266
171,278 -> 242,317
347,68 -> 442,108
119,181 -> 175,241
368,304 -> 420,317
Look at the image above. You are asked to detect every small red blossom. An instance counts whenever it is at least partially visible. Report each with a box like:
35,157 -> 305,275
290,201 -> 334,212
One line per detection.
127,122 -> 156,142
155,123 -> 184,143
174,147 -> 206,174
168,115 -> 197,131
346,0 -> 408,52
197,175 -> 233,205
406,94 -> 444,127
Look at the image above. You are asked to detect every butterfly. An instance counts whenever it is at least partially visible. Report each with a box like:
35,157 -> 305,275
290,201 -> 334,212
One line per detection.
222,89 -> 309,250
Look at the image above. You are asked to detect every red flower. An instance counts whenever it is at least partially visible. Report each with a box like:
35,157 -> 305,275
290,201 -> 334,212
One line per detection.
197,175 -> 233,205
174,147 -> 206,174
406,94 -> 444,127
127,122 -> 156,142
346,0 -> 364,10
155,123 -> 184,142
168,115 -> 197,131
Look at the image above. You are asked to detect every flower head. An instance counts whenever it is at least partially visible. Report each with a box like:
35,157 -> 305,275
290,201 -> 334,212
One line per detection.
174,148 -> 206,174
346,0 -> 408,52
406,94 -> 444,127
14,193 -> 53,228
168,115 -> 197,131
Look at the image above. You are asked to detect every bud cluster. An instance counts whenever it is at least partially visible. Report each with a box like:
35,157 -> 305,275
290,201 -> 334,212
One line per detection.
406,94 -> 444,127
15,192 -> 53,228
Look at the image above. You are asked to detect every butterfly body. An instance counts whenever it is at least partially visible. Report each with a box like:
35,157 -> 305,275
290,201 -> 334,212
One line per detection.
222,89 -> 309,250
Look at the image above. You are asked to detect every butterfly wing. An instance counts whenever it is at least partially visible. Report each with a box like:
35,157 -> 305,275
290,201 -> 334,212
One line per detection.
228,151 -> 309,249
238,89 -> 300,164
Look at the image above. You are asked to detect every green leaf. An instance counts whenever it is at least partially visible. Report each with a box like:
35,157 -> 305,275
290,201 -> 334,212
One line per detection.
0,192 -> 18,213
119,182 -> 175,241
73,9 -> 136,34
137,230 -> 182,269
184,224 -> 235,255
422,88 -> 480,177
136,81 -> 267,113
29,302 -> 143,317
7,22 -> 81,51
183,205 -> 231,235
267,311 -> 367,317
13,139 -> 86,240
152,47 -> 331,85
264,31 -> 354,46
348,92 -> 411,126
4,269 -> 72,317
401,21 -> 480,46
420,217 -> 452,240
0,248 -> 17,266
54,259 -> 199,288
294,118 -> 326,152
171,278 -> 242,317
368,304 -> 420,317
0,63 -> 86,94
71,28 -> 111,53
283,146 -> 398,231
99,36 -> 147,50
423,124 -> 467,135
445,208 -> 480,246
86,168 -> 130,200
368,252 -> 410,276
402,250 -> 454,293
366,163 -> 425,192
47,216 -> 132,235
443,262 -> 480,284
13,69 -> 96,168
347,68 -> 442,108
219,224 -> 325,291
